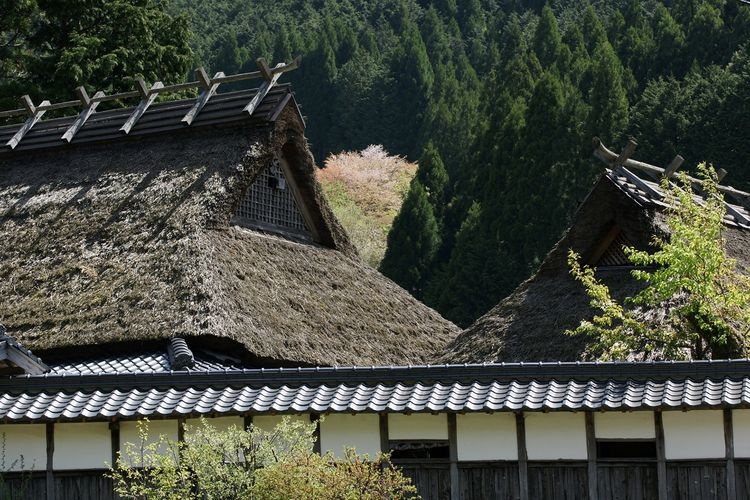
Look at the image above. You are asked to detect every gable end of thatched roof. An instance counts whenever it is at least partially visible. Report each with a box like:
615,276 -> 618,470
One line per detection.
440,160 -> 750,365
0,82 -> 457,367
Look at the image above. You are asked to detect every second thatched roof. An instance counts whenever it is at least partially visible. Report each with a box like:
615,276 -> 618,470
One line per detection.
440,162 -> 750,363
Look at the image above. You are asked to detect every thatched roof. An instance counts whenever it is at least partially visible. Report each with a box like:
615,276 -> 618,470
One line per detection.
440,160 -> 750,363
0,88 -> 458,367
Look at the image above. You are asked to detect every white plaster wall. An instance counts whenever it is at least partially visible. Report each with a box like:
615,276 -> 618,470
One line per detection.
595,412 -> 655,439
525,412 -> 587,460
0,424 -> 46,471
388,414 -> 448,440
320,414 -> 380,458
733,410 -> 750,458
119,419 -> 180,466
55,422 -> 111,470
251,414 -> 309,432
185,416 -> 245,437
456,413 -> 517,461
663,410 -> 724,459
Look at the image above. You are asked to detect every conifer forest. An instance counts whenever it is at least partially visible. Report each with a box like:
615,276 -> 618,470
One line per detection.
4,0 -> 750,327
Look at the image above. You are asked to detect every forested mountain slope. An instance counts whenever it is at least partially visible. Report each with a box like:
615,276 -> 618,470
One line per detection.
169,0 -> 750,327
3,0 -> 748,329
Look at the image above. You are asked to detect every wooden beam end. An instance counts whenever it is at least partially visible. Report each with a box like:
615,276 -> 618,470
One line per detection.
75,86 -> 91,107
195,67 -> 211,89
257,58 -> 273,80
135,77 -> 149,98
20,95 -> 35,115
717,168 -> 728,183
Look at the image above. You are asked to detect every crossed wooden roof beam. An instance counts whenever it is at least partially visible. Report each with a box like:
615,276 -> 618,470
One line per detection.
593,137 -> 750,225
1,56 -> 301,150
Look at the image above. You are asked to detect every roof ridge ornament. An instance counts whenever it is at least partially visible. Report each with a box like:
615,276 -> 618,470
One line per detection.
592,137 -> 750,217
1,56 -> 302,148
167,337 -> 195,370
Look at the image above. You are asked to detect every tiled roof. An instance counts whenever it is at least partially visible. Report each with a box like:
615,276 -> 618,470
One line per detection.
2,360 -> 750,421
49,351 -> 243,375
0,328 -> 49,374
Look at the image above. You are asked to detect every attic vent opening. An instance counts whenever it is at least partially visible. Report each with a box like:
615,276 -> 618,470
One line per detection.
588,225 -> 635,268
234,155 -> 312,240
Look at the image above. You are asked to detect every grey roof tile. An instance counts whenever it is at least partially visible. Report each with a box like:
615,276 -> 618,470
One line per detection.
3,360 -> 750,421
51,350 -> 243,375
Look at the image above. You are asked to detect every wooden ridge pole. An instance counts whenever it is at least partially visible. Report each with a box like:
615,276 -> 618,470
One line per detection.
1,56 -> 303,148
593,137 -> 750,204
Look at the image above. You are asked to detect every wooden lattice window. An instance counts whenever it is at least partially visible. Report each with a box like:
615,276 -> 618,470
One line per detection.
234,156 -> 312,240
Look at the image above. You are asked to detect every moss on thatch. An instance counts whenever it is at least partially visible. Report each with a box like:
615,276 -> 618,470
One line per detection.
439,176 -> 750,363
0,104 -> 457,366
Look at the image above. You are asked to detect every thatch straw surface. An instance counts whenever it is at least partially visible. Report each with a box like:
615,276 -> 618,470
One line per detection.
440,176 -> 750,363
0,105 -> 457,366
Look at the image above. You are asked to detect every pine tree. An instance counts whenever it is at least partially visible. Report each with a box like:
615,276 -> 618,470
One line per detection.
6,0 -> 192,106
426,202 -> 499,327
416,142 -> 449,209
686,1 -> 725,67
587,41 -> 629,145
581,5 -> 608,56
388,16 -> 434,155
532,5 -> 562,69
652,4 -> 685,76
380,180 -> 440,298
212,31 -> 248,75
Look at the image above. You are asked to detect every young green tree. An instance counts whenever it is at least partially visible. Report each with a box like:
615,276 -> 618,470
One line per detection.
567,164 -> 750,360
108,417 -> 417,500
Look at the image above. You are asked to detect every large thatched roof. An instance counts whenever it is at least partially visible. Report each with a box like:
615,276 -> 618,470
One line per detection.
0,87 -> 458,367
440,151 -> 750,363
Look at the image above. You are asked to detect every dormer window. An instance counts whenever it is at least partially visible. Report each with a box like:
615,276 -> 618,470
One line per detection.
233,155 -> 312,241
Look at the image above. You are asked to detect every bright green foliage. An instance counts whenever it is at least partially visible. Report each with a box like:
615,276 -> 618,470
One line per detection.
568,164 -> 750,360
108,417 -> 417,500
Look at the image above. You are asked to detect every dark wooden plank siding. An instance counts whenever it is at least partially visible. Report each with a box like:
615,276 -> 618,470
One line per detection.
397,463 -> 451,500
528,462 -> 588,500
734,461 -> 750,499
597,464 -> 658,500
54,471 -> 116,500
458,463 -> 519,499
666,463 -> 727,500
1,470 -> 115,500
0,473 -> 47,499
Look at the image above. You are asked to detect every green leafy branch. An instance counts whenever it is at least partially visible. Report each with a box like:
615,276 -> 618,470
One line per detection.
568,163 -> 750,360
